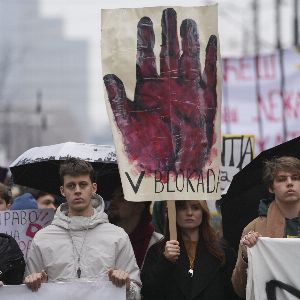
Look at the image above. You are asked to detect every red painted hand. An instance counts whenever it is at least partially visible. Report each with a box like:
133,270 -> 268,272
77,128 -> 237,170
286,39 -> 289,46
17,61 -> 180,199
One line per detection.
104,8 -> 218,175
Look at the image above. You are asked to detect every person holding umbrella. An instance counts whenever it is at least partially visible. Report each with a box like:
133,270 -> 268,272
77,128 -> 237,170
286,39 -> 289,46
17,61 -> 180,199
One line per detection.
24,158 -> 141,299
232,156 -> 300,298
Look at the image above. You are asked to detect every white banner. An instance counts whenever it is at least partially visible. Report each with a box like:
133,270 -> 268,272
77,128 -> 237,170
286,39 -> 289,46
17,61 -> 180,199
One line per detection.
0,281 -> 125,300
0,209 -> 54,258
246,238 -> 300,300
222,48 -> 300,154
220,134 -> 255,192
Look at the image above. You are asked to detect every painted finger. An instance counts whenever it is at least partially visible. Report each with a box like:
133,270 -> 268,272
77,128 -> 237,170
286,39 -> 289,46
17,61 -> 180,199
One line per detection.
136,17 -> 158,80
103,74 -> 133,128
202,34 -> 218,152
203,35 -> 218,89
160,8 -> 180,77
179,18 -> 201,80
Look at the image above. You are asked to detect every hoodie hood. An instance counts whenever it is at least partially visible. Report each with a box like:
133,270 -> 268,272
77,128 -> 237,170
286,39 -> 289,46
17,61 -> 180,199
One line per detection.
52,193 -> 108,230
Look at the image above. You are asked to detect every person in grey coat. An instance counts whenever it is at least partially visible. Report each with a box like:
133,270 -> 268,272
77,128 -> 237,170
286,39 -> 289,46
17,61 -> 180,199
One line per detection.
24,158 -> 141,300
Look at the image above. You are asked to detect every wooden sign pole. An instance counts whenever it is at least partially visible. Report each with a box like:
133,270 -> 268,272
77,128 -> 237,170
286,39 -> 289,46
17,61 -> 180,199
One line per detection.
167,200 -> 177,240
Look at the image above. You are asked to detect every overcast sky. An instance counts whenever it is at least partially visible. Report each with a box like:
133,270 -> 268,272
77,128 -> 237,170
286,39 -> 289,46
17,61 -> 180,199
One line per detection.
39,0 -> 294,145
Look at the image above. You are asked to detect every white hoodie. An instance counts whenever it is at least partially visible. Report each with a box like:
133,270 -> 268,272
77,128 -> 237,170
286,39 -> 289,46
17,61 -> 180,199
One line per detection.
26,195 -> 141,299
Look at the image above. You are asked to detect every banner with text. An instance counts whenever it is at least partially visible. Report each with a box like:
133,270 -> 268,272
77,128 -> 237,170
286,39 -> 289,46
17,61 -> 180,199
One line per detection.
102,5 -> 222,201
0,209 -> 54,258
247,238 -> 300,300
222,48 -> 300,154
0,281 -> 125,300
220,134 -> 255,192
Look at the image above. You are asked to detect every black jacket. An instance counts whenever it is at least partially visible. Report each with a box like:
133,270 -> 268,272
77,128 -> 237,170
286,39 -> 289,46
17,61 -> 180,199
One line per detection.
0,233 -> 25,285
141,238 -> 239,300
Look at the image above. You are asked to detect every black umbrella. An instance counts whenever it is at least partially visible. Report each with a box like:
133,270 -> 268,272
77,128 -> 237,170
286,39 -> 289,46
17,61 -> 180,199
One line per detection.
9,142 -> 120,200
221,135 -> 300,251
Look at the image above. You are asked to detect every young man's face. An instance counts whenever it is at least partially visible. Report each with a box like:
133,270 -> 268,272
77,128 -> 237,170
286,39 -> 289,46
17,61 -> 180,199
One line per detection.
37,194 -> 56,209
60,174 -> 97,217
0,197 -> 8,211
270,171 -> 300,204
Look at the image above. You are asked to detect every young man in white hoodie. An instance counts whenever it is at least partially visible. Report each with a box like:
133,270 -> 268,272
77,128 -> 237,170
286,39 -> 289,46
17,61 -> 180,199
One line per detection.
25,158 -> 141,299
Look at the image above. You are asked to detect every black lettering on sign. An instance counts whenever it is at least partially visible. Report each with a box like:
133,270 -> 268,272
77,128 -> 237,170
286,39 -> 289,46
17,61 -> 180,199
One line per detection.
4,211 -> 10,226
175,170 -> 185,192
166,171 -> 175,192
221,135 -> 254,171
126,169 -> 220,194
196,172 -> 204,193
187,170 -> 196,192
237,136 -> 254,170
207,169 -> 216,193
220,170 -> 230,183
155,171 -> 164,193
266,280 -> 300,300
125,171 -> 145,194
12,211 -> 20,225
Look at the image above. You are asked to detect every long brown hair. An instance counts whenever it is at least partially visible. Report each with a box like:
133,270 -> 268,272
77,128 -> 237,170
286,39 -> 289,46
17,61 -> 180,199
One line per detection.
164,200 -> 225,265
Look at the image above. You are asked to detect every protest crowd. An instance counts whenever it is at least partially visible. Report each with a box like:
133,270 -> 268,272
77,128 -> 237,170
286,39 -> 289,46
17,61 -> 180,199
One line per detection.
0,154 -> 299,299
1,3 -> 300,300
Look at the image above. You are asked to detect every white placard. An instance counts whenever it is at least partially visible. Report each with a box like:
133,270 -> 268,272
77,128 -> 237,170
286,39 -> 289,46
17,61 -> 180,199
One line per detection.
220,134 -> 255,192
102,5 -> 222,202
0,209 -> 54,258
222,48 -> 300,154
247,238 -> 300,300
0,281 -> 125,300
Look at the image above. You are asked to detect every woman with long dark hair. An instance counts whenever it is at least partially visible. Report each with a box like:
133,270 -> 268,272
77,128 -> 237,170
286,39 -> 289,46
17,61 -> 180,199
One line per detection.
141,200 -> 239,300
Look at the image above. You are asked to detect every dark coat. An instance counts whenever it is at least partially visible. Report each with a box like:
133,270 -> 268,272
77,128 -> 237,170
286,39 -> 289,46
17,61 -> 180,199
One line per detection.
0,233 -> 25,285
141,238 -> 239,300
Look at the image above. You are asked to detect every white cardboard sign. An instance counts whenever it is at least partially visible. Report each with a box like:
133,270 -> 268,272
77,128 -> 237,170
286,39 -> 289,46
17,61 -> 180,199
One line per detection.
0,281 -> 125,300
0,208 -> 54,258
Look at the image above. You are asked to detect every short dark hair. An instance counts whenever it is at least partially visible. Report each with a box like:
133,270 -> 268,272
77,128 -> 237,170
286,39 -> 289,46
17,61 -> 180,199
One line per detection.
35,191 -> 54,199
0,183 -> 11,205
59,158 -> 95,184
263,156 -> 300,189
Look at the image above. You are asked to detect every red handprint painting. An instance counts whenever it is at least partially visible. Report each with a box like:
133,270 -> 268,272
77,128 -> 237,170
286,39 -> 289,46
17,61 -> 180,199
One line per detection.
102,5 -> 221,201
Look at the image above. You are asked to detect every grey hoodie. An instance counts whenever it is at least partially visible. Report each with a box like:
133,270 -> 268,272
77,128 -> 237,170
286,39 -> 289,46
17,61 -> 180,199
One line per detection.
26,194 -> 141,299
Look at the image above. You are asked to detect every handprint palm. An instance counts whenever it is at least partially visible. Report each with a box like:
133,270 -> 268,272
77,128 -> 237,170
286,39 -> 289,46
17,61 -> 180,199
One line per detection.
104,8 -> 218,175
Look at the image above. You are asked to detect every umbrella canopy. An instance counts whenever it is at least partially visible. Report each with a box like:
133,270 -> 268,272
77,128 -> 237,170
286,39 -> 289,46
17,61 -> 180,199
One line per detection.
221,136 -> 300,251
9,142 -> 119,200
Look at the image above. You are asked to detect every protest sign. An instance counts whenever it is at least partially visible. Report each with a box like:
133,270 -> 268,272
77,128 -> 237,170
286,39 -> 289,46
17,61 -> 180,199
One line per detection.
102,5 -> 222,202
247,238 -> 300,300
0,280 -> 125,300
222,48 -> 300,154
220,134 -> 255,192
0,208 -> 54,258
